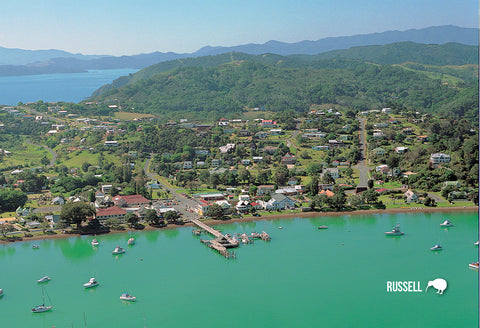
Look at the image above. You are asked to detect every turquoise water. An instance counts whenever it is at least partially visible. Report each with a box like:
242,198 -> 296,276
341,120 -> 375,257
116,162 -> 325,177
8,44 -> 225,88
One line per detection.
1,211 -> 478,327
0,69 -> 137,105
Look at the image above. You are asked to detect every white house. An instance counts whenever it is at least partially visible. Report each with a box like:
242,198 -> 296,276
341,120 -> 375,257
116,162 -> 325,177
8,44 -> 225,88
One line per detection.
395,147 -> 409,154
322,168 -> 339,179
430,153 -> 451,165
404,190 -> 418,203
260,194 -> 296,211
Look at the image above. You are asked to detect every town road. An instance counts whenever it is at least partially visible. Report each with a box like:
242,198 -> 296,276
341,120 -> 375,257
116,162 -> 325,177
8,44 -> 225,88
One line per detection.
354,117 -> 370,188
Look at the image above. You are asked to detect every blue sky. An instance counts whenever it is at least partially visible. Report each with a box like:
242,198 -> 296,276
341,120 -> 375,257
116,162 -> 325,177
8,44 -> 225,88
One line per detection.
1,0 -> 477,55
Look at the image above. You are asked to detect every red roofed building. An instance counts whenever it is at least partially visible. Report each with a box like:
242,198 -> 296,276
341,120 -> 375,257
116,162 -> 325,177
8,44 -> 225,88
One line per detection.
260,120 -> 277,127
96,206 -> 127,221
113,195 -> 150,207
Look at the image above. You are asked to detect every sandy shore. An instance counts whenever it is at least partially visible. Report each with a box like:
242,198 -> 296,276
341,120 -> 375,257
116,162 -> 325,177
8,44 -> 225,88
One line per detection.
1,206 -> 477,244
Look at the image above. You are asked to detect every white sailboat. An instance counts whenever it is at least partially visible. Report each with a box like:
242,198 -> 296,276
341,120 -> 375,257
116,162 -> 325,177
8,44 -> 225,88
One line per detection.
31,287 -> 53,313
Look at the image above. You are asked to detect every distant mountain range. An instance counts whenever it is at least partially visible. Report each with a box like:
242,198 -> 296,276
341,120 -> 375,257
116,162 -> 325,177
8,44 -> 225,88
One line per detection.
0,25 -> 477,76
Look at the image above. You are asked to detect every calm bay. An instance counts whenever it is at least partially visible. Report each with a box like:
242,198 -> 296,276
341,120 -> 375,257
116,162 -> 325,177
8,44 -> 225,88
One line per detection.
0,69 -> 137,106
0,210 -> 478,327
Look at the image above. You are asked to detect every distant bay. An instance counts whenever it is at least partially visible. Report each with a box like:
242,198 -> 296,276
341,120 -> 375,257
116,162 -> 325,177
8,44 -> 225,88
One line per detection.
0,69 -> 138,106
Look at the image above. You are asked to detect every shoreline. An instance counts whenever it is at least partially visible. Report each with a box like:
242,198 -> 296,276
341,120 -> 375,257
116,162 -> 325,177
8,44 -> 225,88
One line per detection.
1,206 -> 478,245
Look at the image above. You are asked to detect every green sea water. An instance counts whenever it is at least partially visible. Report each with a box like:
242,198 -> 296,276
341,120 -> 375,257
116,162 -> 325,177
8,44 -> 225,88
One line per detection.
1,211 -> 478,328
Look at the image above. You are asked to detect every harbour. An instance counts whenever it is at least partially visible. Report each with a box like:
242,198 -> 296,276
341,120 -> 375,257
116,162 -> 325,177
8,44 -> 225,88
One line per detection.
0,211 -> 478,327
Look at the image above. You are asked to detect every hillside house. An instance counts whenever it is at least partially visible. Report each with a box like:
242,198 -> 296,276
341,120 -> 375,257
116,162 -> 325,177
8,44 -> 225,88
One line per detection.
211,159 -> 222,167
257,185 -> 276,196
281,153 -> 296,165
260,120 -> 277,127
183,161 -> 193,169
51,196 -> 65,205
104,140 -> 118,147
312,145 -> 329,151
395,147 -> 409,154
275,187 -> 298,196
322,168 -> 339,179
372,147 -> 386,156
430,153 -> 451,166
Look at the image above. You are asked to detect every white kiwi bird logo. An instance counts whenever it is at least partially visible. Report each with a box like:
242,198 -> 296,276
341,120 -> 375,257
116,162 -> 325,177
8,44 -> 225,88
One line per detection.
425,278 -> 447,295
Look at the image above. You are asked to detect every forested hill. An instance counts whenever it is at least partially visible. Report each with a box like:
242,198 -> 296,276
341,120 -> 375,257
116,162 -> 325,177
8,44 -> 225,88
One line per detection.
93,42 -> 478,97
91,43 -> 478,122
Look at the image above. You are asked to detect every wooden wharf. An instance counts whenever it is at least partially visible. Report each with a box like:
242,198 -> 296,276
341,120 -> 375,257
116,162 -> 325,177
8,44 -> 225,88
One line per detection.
191,219 -> 239,248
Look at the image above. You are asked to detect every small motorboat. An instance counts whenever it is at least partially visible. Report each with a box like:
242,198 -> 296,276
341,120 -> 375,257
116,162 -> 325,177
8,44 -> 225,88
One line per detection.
112,246 -> 125,255
37,276 -> 51,283
119,292 -> 136,302
32,244 -> 40,249
83,277 -> 99,288
385,224 -> 404,236
430,244 -> 443,251
468,262 -> 479,270
318,225 -> 328,229
91,239 -> 99,246
440,219 -> 453,227
127,238 -> 135,245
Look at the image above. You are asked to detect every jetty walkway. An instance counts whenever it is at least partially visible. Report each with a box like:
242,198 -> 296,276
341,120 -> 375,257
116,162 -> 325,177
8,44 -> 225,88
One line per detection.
191,218 -> 239,258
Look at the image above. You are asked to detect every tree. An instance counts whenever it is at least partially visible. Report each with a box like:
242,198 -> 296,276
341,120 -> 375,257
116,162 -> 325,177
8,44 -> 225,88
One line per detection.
0,189 -> 28,211
204,203 -> 224,219
344,167 -> 353,179
274,165 -> 289,186
40,156 -> 50,166
307,174 -> 319,197
125,213 -> 139,227
145,209 -> 160,226
0,223 -> 15,237
60,202 -> 95,229
82,162 -> 91,173
209,174 -> 221,189
238,169 -> 251,184
164,210 -> 179,223
367,179 -> 374,189
362,189 -> 379,204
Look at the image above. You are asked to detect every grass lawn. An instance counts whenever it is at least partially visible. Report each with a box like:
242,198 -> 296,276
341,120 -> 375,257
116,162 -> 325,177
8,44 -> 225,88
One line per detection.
114,112 -> 156,120
0,143 -> 51,169
375,181 -> 402,189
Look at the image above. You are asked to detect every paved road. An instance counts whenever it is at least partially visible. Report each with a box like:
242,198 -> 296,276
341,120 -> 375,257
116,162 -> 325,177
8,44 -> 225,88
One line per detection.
144,154 -> 200,220
354,117 -> 370,188
26,140 -> 57,167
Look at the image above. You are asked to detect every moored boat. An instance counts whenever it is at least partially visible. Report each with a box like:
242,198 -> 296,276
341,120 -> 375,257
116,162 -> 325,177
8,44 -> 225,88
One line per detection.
127,237 -> 135,245
468,262 -> 479,269
32,287 -> 53,313
32,244 -> 40,249
474,241 -> 479,246
91,239 -> 99,246
385,224 -> 404,236
119,292 -> 136,301
440,219 -> 453,227
112,246 -> 125,255
430,244 -> 443,251
37,276 -> 51,283
0,289 -> 3,297
83,277 -> 99,288
318,225 -> 328,229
